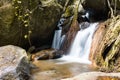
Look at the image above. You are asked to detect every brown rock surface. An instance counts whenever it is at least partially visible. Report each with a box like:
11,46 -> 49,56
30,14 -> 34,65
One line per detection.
90,16 -> 120,72
62,72 -> 120,80
32,49 -> 63,60
89,22 -> 107,67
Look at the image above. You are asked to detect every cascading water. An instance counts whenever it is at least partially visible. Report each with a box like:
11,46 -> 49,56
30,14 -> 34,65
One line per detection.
51,13 -> 99,64
51,30 -> 62,49
58,22 -> 98,64
51,18 -> 66,49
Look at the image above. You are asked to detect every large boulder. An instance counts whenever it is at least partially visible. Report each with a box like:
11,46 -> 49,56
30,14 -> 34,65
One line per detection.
80,0 -> 109,21
90,16 -> 120,72
0,0 -> 63,49
81,0 -> 108,12
80,0 -> 120,16
89,22 -> 107,67
0,45 -> 30,80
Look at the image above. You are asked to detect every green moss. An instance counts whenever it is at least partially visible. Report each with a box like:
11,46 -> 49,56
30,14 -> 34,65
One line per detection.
0,4 -> 15,35
97,16 -> 120,72
92,16 -> 120,72
62,5 -> 74,18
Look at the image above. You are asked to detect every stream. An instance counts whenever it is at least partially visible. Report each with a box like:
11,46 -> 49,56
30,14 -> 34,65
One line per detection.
31,18 -> 98,80
31,60 -> 95,80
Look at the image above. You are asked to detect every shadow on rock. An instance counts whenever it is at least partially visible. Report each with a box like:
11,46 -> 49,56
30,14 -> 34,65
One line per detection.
32,49 -> 63,60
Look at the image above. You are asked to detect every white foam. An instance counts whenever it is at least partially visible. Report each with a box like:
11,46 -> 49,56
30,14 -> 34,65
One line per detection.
57,22 -> 98,64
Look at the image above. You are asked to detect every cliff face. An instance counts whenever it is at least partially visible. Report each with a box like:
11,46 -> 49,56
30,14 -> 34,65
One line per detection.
90,16 -> 120,72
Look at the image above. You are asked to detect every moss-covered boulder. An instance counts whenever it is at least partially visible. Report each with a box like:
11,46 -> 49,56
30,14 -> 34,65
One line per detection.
90,16 -> 120,72
0,3 -> 16,46
0,0 -> 63,49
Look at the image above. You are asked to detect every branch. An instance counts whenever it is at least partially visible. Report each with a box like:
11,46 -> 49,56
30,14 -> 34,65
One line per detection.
107,0 -> 114,18
63,0 -> 70,12
114,0 -> 117,16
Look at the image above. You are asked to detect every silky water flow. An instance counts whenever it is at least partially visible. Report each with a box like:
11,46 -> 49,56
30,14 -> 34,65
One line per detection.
52,18 -> 98,64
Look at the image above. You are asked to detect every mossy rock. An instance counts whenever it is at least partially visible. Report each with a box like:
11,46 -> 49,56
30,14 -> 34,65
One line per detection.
30,1 -> 62,48
0,0 -> 63,49
91,16 -> 120,72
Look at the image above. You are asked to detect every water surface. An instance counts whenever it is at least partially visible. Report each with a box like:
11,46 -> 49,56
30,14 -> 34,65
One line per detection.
31,60 -> 95,80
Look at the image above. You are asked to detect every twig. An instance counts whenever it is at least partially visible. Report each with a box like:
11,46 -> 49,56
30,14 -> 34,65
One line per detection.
63,0 -> 70,12
107,0 -> 114,18
114,0 -> 117,16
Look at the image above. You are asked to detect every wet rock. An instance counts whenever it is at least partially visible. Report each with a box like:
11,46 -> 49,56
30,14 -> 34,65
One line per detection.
79,22 -> 90,30
62,72 -> 120,80
89,22 -> 107,67
60,0 -> 80,53
0,45 -> 31,80
60,17 -> 72,35
90,16 -> 120,72
32,49 -> 63,60
97,76 -> 120,80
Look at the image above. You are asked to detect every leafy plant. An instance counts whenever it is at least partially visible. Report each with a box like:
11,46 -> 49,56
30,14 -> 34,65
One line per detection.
12,0 -> 32,46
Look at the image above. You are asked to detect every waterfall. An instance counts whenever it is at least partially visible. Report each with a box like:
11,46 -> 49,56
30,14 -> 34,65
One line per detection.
52,30 -> 62,49
51,18 -> 66,49
51,15 -> 98,64
58,22 -> 98,64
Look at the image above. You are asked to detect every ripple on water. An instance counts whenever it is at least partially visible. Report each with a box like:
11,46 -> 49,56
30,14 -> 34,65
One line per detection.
31,60 -> 95,80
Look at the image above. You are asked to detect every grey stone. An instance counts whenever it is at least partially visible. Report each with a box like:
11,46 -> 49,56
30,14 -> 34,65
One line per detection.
0,45 -> 31,80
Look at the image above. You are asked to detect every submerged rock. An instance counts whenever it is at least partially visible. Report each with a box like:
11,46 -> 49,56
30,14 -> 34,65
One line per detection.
62,72 -> 120,80
97,76 -> 120,80
32,49 -> 63,60
0,45 -> 31,80
79,22 -> 90,30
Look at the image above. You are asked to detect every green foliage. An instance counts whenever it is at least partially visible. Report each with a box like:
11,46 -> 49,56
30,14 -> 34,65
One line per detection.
12,0 -> 32,46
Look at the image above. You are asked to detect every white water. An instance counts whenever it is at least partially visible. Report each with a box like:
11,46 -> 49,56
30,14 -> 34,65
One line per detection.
52,30 -> 62,49
51,18 -> 66,49
58,22 -> 98,64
